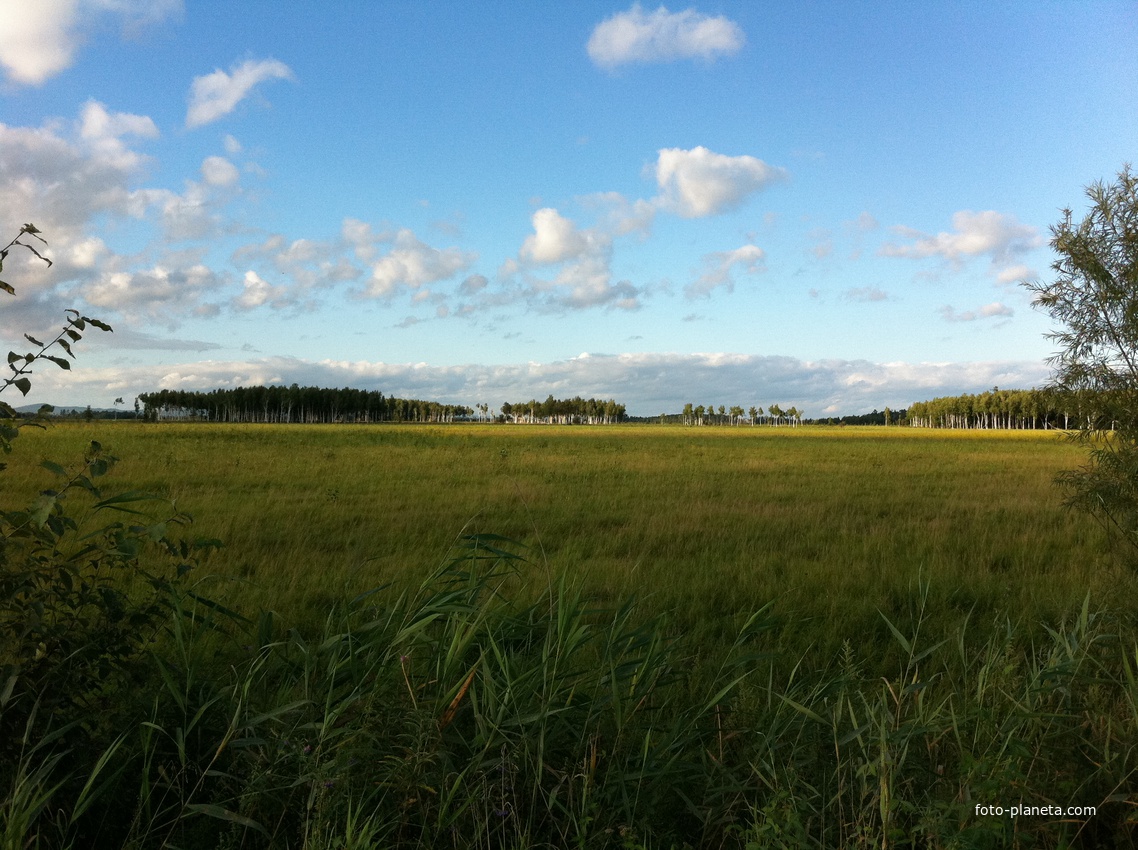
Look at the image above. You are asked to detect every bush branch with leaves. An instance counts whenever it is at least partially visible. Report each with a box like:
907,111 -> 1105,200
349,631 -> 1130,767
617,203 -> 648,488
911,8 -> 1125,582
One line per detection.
0,224 -> 216,776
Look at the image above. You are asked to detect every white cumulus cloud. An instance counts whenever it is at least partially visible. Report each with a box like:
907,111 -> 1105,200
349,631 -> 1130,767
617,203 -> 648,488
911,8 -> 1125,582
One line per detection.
653,146 -> 786,218
186,58 -> 294,129
0,102 -> 161,323
234,270 -> 288,310
364,229 -> 475,299
234,231 -> 362,295
520,208 -> 591,264
0,0 -> 181,85
78,100 -> 158,170
200,155 -> 239,187
587,3 -> 744,69
84,262 -> 224,324
509,208 -> 643,311
0,0 -> 80,85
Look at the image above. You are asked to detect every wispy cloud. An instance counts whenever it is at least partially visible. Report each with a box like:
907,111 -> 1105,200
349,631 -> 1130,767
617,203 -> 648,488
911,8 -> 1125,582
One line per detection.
843,286 -> 889,303
845,211 -> 879,234
996,264 -> 1036,285
937,302 -> 1014,322
807,228 -> 833,259
84,327 -> 222,352
579,191 -> 656,236
587,4 -> 744,70
186,58 -> 293,129
880,210 -> 1041,274
687,244 -> 764,298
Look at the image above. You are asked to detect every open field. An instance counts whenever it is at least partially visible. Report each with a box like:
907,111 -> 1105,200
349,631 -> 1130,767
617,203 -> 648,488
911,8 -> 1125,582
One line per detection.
7,421 -> 1138,846
5,422 -> 1132,657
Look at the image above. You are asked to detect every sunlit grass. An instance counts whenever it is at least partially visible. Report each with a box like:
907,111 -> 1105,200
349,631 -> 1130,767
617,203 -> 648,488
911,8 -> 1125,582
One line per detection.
5,422 -> 1128,663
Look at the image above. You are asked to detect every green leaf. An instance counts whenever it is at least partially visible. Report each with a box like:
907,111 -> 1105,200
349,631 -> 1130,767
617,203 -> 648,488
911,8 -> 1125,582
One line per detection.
21,223 -> 41,235
13,377 -> 31,396
24,333 -> 43,347
72,475 -> 98,494
69,735 -> 128,823
29,493 -> 57,527
85,318 -> 113,332
183,591 -> 251,625
877,609 -> 912,655
0,280 -> 12,296
45,355 -> 70,370
776,693 -> 829,726
1,672 -> 17,707
65,329 -> 81,341
93,490 -> 156,513
41,460 -> 68,477
7,351 -> 21,364
58,339 -> 73,357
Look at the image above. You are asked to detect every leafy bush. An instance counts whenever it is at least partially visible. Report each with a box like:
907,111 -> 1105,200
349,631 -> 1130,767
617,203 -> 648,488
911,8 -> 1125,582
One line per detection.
1,225 -> 216,844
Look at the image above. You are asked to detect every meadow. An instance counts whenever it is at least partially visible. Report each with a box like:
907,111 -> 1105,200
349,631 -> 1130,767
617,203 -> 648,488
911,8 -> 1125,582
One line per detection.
4,421 -> 1138,848
5,421 -> 1129,653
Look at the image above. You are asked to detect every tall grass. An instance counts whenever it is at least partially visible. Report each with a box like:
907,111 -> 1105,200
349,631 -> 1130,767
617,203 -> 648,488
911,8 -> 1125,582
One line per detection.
2,536 -> 1136,847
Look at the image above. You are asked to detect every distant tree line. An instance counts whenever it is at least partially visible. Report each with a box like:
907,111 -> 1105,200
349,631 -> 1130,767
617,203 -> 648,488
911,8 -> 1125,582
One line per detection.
813,408 -> 907,427
119,385 -> 1095,431
499,395 -> 626,424
907,388 -> 1074,430
678,403 -> 803,426
138,386 -> 473,424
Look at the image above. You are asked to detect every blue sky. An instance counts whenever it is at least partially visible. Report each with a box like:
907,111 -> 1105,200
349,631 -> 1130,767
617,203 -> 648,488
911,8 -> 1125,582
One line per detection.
1,1 -> 1135,416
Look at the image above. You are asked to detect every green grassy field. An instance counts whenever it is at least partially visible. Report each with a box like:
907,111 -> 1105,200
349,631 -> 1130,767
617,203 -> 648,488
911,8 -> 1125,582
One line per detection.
6,421 -> 1129,656
6,421 -> 1138,847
